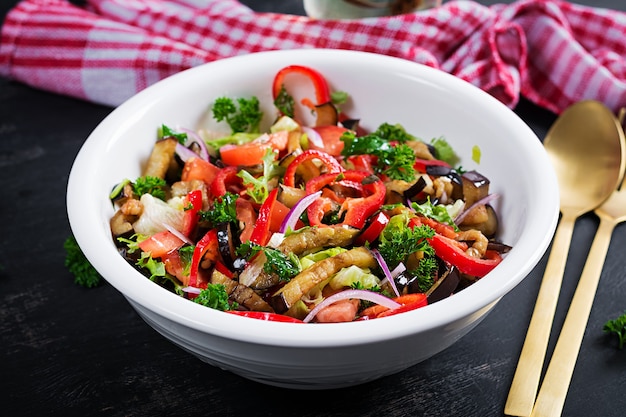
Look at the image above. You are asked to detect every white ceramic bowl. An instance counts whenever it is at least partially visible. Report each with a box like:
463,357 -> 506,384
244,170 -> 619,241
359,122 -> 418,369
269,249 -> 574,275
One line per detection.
67,49 -> 559,390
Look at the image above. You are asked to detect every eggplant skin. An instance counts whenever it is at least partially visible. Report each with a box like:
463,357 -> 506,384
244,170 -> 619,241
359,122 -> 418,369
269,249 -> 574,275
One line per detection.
270,247 -> 376,313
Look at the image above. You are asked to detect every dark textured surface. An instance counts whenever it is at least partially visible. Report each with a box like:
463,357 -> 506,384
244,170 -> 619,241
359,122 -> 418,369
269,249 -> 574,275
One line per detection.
1,1 -> 626,416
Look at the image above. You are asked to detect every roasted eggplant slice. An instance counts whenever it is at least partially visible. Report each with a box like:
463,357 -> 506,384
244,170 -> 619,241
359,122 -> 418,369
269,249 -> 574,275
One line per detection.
143,137 -> 178,179
314,101 -> 339,127
210,270 -> 274,313
461,170 -> 490,206
216,222 -> 238,268
426,264 -> 461,304
239,225 -> 360,290
270,247 -> 376,313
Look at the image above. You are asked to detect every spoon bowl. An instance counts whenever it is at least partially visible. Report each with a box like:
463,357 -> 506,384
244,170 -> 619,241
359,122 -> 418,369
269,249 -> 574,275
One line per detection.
505,100 -> 625,417
545,100 -> 626,215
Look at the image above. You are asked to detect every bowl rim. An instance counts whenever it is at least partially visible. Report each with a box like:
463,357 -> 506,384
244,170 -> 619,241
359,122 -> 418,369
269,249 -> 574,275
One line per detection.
67,48 -> 559,347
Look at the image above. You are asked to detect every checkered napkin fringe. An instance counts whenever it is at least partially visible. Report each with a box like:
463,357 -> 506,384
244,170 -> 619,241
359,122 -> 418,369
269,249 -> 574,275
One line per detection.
1,0 -> 625,114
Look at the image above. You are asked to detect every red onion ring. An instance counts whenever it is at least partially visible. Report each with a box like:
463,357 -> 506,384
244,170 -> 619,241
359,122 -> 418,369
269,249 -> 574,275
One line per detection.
279,190 -> 322,233
301,126 -> 324,148
371,249 -> 400,297
303,289 -> 401,323
454,193 -> 500,225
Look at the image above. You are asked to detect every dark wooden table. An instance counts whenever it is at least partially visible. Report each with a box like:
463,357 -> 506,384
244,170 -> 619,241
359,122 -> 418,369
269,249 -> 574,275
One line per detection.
1,1 -> 625,416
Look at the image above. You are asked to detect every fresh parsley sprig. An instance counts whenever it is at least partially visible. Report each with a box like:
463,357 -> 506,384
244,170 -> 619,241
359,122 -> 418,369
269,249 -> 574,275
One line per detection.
237,242 -> 301,282
198,192 -> 238,226
64,235 -> 102,288
212,96 -> 263,133
377,214 -> 435,268
341,125 -> 417,182
194,283 -> 237,311
133,176 -> 167,200
604,312 -> 626,349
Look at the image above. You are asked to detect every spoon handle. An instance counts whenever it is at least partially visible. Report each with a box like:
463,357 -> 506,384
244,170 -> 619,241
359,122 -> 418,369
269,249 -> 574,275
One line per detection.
504,212 -> 576,417
530,217 -> 616,417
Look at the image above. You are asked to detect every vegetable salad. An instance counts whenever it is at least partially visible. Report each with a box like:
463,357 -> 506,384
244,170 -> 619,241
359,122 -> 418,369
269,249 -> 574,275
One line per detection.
109,65 -> 510,323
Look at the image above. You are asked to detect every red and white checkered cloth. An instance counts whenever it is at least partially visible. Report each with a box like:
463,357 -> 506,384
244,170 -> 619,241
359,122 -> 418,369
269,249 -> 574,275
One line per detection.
1,0 -> 625,114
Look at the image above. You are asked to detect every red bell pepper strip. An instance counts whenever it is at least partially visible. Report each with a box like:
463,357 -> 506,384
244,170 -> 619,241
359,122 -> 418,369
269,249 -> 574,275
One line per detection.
211,166 -> 243,197
347,154 -> 377,174
272,65 -> 332,109
283,149 -> 343,187
189,229 -> 219,288
354,211 -> 390,246
306,170 -> 386,229
377,293 -> 428,318
214,260 -> 234,279
414,158 -> 451,173
226,310 -> 304,323
249,188 -> 279,246
360,293 -> 428,319
428,234 -> 502,277
181,189 -> 203,237
410,215 -> 458,239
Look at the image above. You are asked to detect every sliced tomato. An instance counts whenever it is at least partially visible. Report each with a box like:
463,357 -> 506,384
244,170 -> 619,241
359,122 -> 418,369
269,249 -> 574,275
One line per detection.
181,157 -> 220,186
138,231 -> 184,258
307,125 -> 349,156
219,131 -> 288,166
227,310 -> 304,323
162,251 -> 188,285
236,198 -> 257,243
268,199 -> 290,234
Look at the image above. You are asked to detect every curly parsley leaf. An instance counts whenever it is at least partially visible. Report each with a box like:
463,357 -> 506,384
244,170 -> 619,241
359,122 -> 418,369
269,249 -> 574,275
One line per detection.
64,235 -> 102,288
237,242 -> 301,282
377,214 -> 435,268
341,130 -> 417,181
160,124 -> 187,144
194,283 -> 237,311
198,192 -> 238,225
212,96 -> 263,133
372,122 -> 416,143
603,312 -> 626,349
133,176 -> 167,200
410,255 -> 438,292
273,85 -> 295,119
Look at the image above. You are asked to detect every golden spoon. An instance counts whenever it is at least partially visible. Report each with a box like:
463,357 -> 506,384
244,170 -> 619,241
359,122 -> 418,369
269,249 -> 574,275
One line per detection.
504,100 -> 626,417
529,108 -> 626,417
